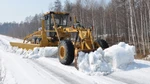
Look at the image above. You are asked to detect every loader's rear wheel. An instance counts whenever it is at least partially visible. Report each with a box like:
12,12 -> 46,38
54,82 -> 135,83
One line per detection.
36,38 -> 41,44
58,40 -> 74,65
32,38 -> 37,44
96,39 -> 109,49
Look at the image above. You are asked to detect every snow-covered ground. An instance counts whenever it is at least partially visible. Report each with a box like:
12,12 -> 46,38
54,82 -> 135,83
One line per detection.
0,34 -> 150,84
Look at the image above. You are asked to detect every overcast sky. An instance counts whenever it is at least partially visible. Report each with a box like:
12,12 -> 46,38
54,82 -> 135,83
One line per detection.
0,0 -> 109,23
0,0 -> 70,23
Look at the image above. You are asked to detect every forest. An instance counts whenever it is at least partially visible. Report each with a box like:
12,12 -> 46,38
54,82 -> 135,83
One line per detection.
0,0 -> 150,58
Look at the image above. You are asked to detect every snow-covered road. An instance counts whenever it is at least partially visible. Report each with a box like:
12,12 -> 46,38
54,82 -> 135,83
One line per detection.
0,49 -> 124,84
0,34 -> 150,84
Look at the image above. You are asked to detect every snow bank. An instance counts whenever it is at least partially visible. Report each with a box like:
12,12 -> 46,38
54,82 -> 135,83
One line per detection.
78,48 -> 111,75
24,47 -> 58,58
77,42 -> 136,74
8,46 -> 58,58
104,42 -> 135,69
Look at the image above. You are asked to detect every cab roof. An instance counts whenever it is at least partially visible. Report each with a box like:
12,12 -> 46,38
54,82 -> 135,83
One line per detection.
44,11 -> 69,16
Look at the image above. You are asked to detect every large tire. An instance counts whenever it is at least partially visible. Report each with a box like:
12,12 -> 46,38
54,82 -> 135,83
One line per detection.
36,38 -> 41,44
58,40 -> 74,65
96,39 -> 109,49
31,37 -> 37,44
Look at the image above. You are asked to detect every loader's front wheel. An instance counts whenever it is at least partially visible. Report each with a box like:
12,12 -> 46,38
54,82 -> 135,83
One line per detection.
58,40 -> 74,65
96,39 -> 109,49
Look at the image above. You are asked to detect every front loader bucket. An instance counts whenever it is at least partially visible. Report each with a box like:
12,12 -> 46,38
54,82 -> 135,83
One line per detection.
10,42 -> 40,50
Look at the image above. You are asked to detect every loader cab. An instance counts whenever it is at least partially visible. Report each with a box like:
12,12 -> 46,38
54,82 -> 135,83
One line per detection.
44,12 -> 69,37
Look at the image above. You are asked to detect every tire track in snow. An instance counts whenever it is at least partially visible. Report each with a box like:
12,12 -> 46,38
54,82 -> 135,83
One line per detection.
108,75 -> 140,84
29,59 -> 90,84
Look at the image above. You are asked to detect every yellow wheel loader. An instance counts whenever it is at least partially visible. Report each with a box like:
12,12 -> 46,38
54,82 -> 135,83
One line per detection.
10,11 -> 109,66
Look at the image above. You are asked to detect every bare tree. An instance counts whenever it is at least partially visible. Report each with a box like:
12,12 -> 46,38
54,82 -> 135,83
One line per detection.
54,0 -> 62,12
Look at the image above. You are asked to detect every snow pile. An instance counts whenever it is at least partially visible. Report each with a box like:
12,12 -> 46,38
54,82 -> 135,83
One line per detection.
77,42 -> 136,74
78,48 -> 111,75
7,47 -> 25,55
7,46 -> 58,59
104,42 -> 135,69
24,47 -> 58,58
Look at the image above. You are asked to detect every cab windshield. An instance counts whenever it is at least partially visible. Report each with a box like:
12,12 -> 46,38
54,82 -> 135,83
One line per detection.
51,14 -> 68,27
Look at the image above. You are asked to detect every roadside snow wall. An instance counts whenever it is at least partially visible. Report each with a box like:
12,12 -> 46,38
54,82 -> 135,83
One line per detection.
9,47 -> 58,58
25,47 -> 58,58
77,42 -> 135,74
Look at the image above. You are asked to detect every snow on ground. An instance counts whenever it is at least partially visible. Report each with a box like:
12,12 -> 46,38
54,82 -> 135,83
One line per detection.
0,57 -> 3,84
0,34 -> 150,84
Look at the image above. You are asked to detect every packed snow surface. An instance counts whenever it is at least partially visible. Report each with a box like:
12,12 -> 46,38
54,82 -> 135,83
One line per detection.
0,34 -> 150,84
